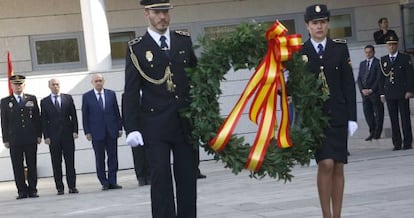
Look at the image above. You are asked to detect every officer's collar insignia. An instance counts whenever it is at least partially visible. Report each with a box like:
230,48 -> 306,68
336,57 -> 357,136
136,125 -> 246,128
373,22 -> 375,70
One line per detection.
315,5 -> 321,13
9,102 -> 13,108
146,51 -> 153,62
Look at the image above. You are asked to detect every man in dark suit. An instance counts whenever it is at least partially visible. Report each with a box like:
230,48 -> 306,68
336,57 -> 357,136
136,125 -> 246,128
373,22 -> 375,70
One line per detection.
301,4 -> 357,218
82,73 -> 123,190
41,78 -> 79,195
378,35 -> 414,150
123,0 -> 198,217
1,75 -> 42,200
357,45 -> 384,141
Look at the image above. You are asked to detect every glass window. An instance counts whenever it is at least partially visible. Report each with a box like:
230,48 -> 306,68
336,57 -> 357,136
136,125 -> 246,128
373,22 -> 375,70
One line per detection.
110,31 -> 135,60
328,14 -> 352,39
30,33 -> 85,70
401,4 -> 414,52
36,38 -> 80,64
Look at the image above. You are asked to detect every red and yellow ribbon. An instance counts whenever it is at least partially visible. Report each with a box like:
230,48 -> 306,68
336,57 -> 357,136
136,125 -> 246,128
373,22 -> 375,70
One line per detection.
209,21 -> 302,172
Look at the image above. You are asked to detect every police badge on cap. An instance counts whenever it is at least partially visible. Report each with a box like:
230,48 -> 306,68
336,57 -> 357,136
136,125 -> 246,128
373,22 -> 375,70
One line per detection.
304,4 -> 330,22
140,0 -> 173,10
385,35 -> 399,44
9,75 -> 26,84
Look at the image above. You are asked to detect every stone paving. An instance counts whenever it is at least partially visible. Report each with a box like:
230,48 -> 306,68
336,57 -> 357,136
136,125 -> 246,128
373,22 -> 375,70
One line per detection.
0,135 -> 414,218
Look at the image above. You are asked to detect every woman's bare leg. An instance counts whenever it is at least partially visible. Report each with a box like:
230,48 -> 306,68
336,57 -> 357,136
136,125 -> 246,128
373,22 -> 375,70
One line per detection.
317,159 -> 334,218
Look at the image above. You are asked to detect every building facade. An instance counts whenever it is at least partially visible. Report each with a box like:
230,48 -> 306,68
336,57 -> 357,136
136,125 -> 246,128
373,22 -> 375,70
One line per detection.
0,0 -> 413,181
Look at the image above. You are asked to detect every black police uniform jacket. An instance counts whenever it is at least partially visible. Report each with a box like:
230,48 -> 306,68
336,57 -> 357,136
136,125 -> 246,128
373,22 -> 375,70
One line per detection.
301,38 -> 356,163
1,94 -> 42,146
123,31 -> 197,140
378,52 -> 414,99
301,38 -> 357,127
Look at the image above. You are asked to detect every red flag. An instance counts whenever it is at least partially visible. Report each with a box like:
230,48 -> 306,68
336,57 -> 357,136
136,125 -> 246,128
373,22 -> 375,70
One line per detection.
7,51 -> 14,95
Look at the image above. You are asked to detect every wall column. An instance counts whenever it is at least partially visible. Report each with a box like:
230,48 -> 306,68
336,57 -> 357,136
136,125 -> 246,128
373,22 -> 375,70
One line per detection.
80,0 -> 112,72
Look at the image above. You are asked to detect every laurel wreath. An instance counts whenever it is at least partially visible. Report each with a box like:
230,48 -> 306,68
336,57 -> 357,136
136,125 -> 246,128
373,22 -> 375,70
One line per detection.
182,22 -> 329,181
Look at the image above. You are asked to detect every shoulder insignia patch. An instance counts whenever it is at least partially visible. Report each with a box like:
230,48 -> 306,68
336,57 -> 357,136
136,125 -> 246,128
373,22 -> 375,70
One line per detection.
128,36 -> 142,46
175,30 -> 190,37
333,38 -> 347,44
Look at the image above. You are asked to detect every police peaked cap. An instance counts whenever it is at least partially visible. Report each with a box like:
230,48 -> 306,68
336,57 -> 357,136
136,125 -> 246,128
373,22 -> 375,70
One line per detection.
10,75 -> 26,84
304,4 -> 330,22
140,0 -> 173,10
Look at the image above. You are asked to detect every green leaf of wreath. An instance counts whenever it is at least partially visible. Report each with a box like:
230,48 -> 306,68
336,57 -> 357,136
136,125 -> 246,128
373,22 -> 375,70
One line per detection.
182,22 -> 329,181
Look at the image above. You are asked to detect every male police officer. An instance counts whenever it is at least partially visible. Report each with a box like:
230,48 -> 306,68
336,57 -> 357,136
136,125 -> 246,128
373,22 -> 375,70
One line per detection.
301,4 -> 357,218
123,0 -> 198,217
1,75 -> 42,199
379,35 -> 414,150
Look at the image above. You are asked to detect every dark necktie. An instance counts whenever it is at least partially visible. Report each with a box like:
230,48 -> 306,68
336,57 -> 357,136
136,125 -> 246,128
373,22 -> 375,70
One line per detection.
160,35 -> 169,57
54,95 -> 60,110
362,60 -> 370,85
317,43 -> 324,58
390,56 -> 395,63
18,95 -> 24,106
98,92 -> 104,110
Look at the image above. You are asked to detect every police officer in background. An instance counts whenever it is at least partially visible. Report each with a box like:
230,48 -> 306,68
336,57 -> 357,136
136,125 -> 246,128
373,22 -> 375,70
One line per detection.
1,75 -> 42,200
301,4 -> 357,218
379,35 -> 414,151
123,0 -> 197,217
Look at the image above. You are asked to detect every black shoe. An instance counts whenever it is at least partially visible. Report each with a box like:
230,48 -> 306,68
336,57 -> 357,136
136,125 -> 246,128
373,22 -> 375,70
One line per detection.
403,146 -> 412,150
365,136 -> 373,141
28,192 -> 39,198
69,188 -> 79,194
109,184 -> 122,189
16,194 -> 27,200
57,189 -> 64,195
197,173 -> 207,179
102,185 -> 109,191
392,146 -> 402,151
373,135 -> 381,139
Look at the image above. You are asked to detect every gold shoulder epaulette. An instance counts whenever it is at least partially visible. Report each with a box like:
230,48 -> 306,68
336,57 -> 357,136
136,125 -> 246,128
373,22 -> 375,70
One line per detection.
333,38 -> 347,44
128,36 -> 142,46
175,30 -> 190,37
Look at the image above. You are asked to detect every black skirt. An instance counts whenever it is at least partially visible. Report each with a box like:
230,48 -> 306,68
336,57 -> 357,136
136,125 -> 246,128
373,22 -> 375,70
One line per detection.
315,125 -> 348,164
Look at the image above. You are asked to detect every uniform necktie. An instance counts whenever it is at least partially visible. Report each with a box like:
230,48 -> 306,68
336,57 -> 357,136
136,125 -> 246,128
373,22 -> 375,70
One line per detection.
160,35 -> 169,57
390,56 -> 395,63
98,92 -> 104,110
366,60 -> 370,72
18,95 -> 23,106
54,95 -> 60,110
317,43 -> 324,59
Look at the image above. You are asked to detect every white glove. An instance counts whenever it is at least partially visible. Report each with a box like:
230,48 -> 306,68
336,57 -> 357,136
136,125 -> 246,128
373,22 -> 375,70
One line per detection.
348,121 -> 358,137
126,131 -> 144,147
283,69 -> 289,82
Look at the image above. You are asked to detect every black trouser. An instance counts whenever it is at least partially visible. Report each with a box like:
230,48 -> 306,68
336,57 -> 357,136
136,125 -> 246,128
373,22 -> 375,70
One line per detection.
49,135 -> 76,190
131,146 -> 150,182
362,93 -> 384,138
10,143 -> 38,195
146,135 -> 197,218
386,98 -> 413,147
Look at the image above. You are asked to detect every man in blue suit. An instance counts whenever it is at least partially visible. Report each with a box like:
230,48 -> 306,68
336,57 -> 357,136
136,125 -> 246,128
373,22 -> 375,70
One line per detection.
82,73 -> 123,190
